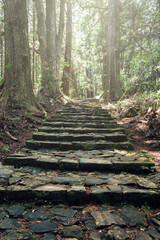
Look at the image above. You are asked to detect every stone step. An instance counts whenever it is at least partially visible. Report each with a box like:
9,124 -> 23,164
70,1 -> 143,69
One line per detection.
51,115 -> 114,121
76,98 -> 99,103
43,122 -> 119,129
26,140 -> 133,151
32,132 -> 128,142
59,110 -> 108,115
55,112 -> 112,117
57,108 -> 111,113
65,102 -> 99,107
57,108 -> 106,112
1,164 -> 159,206
49,118 -> 116,124
2,185 -> 159,206
38,127 -> 125,134
47,118 -> 114,124
4,152 -> 155,174
70,101 -> 100,104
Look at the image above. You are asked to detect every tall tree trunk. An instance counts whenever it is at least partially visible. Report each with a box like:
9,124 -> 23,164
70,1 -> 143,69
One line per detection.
71,65 -> 79,98
0,4 -> 4,82
34,0 -> 47,88
35,54 -> 38,86
99,0 -> 107,94
127,0 -> 137,75
157,0 -> 160,12
0,31 -> 4,80
86,67 -> 94,98
32,2 -> 36,89
1,0 -> 41,111
104,0 -> 121,102
56,0 -> 65,78
102,53 -> 107,93
102,19 -> 107,95
62,0 -> 72,96
45,0 -> 59,97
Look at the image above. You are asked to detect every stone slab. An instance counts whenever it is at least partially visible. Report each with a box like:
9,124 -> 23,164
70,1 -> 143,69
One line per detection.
34,184 -> 67,203
121,205 -> 148,227
0,219 -> 21,230
52,176 -> 84,185
90,188 -> 112,204
1,230 -> 35,240
91,211 -> 125,228
59,159 -> 79,171
80,159 -> 113,171
39,127 -> 125,134
62,225 -> 84,240
28,220 -> 58,234
0,168 -> 13,179
123,187 -> 160,206
36,156 -> 58,169
67,186 -> 88,205
113,161 -> 155,173
3,157 -> 37,167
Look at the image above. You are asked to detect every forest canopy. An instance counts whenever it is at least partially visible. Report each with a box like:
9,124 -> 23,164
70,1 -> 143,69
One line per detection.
0,0 -> 159,110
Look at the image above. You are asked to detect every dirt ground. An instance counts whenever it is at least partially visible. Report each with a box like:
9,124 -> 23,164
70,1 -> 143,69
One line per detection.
118,117 -> 160,171
0,105 -> 52,161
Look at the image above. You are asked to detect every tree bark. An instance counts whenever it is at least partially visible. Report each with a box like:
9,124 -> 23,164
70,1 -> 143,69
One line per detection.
104,0 -> 121,102
158,0 -> 160,12
1,0 -> 41,111
71,64 -> 79,98
102,41 -> 107,93
34,0 -> 47,88
0,31 -> 4,80
44,0 -> 60,97
0,4 -> 4,81
56,0 -> 65,78
32,2 -> 36,89
46,0 -> 57,76
62,0 -> 72,96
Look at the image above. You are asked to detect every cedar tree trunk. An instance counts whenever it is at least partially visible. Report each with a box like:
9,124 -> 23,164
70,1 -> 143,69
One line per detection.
1,0 -> 41,111
62,0 -> 72,96
56,0 -> 65,78
104,0 -> 121,102
45,0 -> 60,97
34,0 -> 47,88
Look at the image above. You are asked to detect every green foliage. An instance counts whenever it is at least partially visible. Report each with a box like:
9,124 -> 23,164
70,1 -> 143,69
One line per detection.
141,205 -> 153,214
2,0 -> 159,99
34,128 -> 39,132
21,147 -> 30,152
150,166 -> 157,173
70,0 -> 104,98
120,0 -> 160,96
145,153 -> 152,159
1,145 -> 10,153
70,0 -> 160,98
141,165 -> 156,173
5,63 -> 11,69
25,112 -> 30,116
121,46 -> 160,94
141,166 -> 149,171
0,77 -> 3,84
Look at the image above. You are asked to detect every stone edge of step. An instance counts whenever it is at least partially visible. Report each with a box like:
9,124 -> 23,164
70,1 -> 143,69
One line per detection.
3,155 -> 155,174
25,140 -> 134,151
0,184 -> 159,207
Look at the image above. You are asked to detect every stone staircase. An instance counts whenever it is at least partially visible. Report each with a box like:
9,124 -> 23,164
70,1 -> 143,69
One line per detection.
2,102 -> 159,206
26,104 -> 133,151
1,102 -> 160,239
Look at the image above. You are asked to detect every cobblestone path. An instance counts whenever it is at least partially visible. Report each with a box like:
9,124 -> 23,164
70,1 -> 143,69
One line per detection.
0,102 -> 160,239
